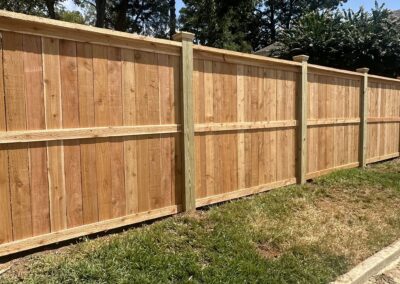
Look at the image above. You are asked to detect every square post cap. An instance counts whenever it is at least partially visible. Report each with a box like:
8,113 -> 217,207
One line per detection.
172,32 -> 195,42
292,55 -> 309,62
356,67 -> 369,74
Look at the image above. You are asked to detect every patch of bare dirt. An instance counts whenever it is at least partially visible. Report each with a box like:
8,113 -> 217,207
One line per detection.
257,244 -> 282,259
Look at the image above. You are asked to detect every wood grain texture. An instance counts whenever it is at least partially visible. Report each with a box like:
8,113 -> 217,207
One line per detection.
0,10 -> 181,56
358,71 -> 369,167
108,47 -> 125,218
122,48 -> 138,214
77,42 -> 98,225
43,37 -> 67,232
1,22 -> 400,257
23,34 -> 50,235
0,32 -> 13,244
176,35 -> 196,211
60,40 -> 83,228
296,59 -> 308,184
3,32 -> 33,240
93,44 -> 112,221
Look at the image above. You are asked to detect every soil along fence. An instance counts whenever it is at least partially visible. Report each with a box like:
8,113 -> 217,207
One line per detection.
0,10 -> 399,257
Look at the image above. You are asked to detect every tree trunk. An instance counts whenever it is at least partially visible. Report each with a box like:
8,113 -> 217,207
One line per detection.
269,2 -> 276,42
115,0 -> 129,31
95,0 -> 106,28
169,0 -> 176,39
45,0 -> 56,19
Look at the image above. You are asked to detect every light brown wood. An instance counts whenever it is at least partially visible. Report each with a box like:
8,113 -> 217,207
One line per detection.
0,205 -> 181,257
158,54 -> 173,206
122,48 -> 138,214
0,31 -> 13,244
305,162 -> 360,179
93,44 -> 112,221
293,55 -> 308,184
368,75 -> 400,83
367,117 -> 400,123
366,152 -> 399,164
309,64 -> 364,78
237,65 -> 245,189
0,125 -> 180,144
108,47 -> 125,218
174,32 -> 196,212
3,32 -> 33,240
77,42 -> 99,225
23,34 -> 50,236
196,178 -> 296,207
43,37 -> 67,232
1,17 -> 400,257
307,118 -> 360,126
0,10 -> 181,56
60,39 -> 84,229
194,120 -> 297,132
193,45 -> 301,68
357,68 -> 369,167
204,60 -> 215,197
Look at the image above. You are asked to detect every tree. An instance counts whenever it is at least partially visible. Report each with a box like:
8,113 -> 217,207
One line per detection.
74,0 -> 170,37
45,0 -> 57,19
250,0 -> 348,50
179,0 -> 258,52
279,3 -> 400,77
95,0 -> 106,27
169,0 -> 176,39
58,9 -> 85,23
0,0 -> 66,19
179,0 -> 347,52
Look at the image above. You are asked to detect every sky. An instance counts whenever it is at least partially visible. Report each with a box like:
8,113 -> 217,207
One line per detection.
64,0 -> 400,15
175,0 -> 400,14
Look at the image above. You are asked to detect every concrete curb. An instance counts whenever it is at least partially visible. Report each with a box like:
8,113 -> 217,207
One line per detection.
333,238 -> 400,284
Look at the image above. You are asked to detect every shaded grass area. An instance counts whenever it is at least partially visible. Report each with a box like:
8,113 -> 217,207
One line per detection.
2,159 -> 400,283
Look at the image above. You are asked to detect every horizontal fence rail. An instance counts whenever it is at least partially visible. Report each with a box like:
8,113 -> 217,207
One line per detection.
0,10 -> 399,257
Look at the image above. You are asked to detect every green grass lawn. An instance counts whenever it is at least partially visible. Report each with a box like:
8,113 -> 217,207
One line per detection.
2,159 -> 400,283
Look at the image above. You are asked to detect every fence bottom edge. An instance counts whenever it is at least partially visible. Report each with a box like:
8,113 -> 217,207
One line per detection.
195,178 -> 297,208
0,205 -> 181,258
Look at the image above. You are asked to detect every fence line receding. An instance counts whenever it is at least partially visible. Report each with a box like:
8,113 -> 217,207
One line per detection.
0,10 -> 399,257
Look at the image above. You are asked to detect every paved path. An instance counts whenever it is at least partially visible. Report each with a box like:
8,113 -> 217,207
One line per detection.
368,257 -> 400,284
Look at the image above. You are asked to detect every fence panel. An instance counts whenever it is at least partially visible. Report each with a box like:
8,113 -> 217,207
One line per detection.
193,48 -> 298,206
367,78 -> 400,163
0,21 -> 183,254
306,68 -> 362,179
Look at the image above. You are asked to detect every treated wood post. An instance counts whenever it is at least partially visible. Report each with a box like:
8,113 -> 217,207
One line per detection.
357,67 -> 369,168
293,55 -> 309,184
398,77 -> 400,155
173,32 -> 196,212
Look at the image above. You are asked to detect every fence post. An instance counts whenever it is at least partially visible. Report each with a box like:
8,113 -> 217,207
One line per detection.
398,77 -> 400,155
293,55 -> 309,184
356,67 -> 369,168
173,32 -> 196,212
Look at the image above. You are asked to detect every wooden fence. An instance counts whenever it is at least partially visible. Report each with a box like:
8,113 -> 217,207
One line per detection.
0,10 -> 399,257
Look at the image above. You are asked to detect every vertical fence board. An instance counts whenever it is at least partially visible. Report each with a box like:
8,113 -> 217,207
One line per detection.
0,32 -> 13,244
93,45 -> 112,221
265,69 -> 277,183
3,32 -> 33,240
135,51 -> 151,212
77,42 -> 98,225
108,47 -> 126,218
43,37 -> 67,232
122,48 -> 138,214
60,40 -> 83,228
23,34 -> 51,236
